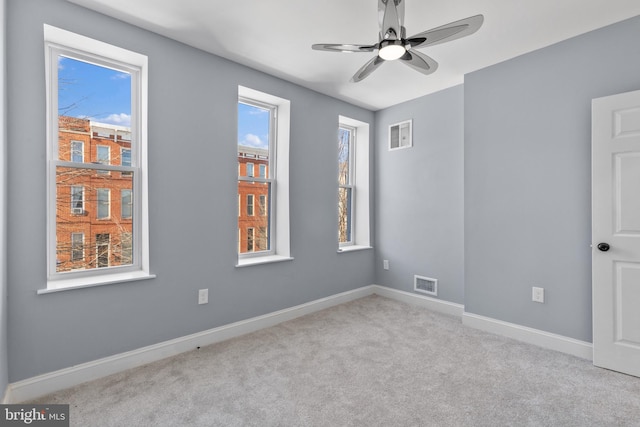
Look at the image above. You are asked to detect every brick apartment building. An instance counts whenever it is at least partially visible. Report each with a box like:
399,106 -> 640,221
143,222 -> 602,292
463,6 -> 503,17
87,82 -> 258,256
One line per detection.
237,146 -> 269,253
56,116 -> 133,272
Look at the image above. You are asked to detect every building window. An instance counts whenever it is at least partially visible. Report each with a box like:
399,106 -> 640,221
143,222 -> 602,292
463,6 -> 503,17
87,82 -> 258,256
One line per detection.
121,189 -> 132,219
338,116 -> 371,251
71,233 -> 84,262
259,195 -> 267,216
121,147 -> 132,177
96,233 -> 110,268
44,25 -> 151,291
237,86 -> 291,265
71,186 -> 84,215
246,163 -> 254,178
71,141 -> 84,163
247,194 -> 254,216
97,188 -> 110,219
338,125 -> 355,246
96,145 -> 110,174
247,227 -> 255,252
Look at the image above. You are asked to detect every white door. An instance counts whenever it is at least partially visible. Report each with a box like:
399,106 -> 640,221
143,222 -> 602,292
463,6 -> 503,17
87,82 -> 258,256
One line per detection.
592,89 -> 640,377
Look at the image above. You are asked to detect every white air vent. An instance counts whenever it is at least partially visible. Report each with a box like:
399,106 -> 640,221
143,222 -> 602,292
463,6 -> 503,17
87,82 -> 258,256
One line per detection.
414,275 -> 437,296
389,119 -> 412,150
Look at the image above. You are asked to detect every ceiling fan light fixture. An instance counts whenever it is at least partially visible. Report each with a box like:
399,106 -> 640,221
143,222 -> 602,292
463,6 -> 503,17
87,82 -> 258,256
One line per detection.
378,40 -> 406,61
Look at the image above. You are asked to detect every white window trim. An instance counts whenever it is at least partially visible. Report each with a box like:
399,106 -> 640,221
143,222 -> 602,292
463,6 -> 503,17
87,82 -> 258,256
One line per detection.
237,86 -> 292,267
42,25 -> 153,293
71,140 -> 84,163
338,115 -> 371,252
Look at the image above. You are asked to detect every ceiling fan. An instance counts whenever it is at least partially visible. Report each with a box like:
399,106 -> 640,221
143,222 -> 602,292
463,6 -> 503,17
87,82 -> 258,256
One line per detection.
312,0 -> 483,82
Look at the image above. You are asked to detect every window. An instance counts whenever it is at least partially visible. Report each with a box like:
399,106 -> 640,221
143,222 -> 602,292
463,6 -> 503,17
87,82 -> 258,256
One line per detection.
246,163 -> 254,178
247,194 -> 254,216
121,147 -> 132,176
259,195 -> 267,216
237,86 -> 291,265
97,188 -> 110,219
96,145 -> 110,174
247,227 -> 255,252
71,186 -> 84,214
338,125 -> 354,246
71,141 -> 84,163
121,189 -> 132,219
44,25 -> 152,292
338,116 -> 371,251
71,233 -> 84,262
96,233 -> 110,268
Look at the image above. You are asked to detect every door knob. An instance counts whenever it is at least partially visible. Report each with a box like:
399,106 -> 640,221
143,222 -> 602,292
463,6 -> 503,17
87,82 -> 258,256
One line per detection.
597,242 -> 610,252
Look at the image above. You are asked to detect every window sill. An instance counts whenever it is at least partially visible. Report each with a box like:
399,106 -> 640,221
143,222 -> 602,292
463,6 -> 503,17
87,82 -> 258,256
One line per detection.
236,255 -> 294,268
38,270 -> 156,294
338,245 -> 373,253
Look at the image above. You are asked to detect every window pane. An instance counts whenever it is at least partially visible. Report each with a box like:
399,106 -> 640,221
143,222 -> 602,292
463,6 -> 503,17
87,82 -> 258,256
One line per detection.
339,127 -> 351,185
338,187 -> 352,244
55,166 -> 133,272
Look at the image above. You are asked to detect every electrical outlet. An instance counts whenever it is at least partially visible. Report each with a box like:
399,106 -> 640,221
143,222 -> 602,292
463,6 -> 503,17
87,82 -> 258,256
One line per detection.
532,287 -> 544,303
198,289 -> 209,305
383,260 -> 390,270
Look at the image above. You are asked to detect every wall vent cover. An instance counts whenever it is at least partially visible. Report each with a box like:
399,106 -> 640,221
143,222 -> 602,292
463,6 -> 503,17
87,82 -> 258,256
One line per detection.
414,275 -> 438,296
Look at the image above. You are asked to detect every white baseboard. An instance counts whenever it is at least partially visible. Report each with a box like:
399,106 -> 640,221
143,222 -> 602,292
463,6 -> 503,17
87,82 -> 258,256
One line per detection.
370,285 -> 464,317
462,312 -> 593,360
4,284 -> 593,403
5,286 -> 376,403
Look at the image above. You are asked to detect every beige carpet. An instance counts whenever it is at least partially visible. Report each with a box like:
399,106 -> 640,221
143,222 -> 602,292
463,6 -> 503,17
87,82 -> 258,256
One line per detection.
32,295 -> 640,426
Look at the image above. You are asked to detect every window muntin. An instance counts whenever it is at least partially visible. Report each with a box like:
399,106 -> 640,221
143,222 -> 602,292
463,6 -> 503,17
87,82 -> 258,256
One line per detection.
339,125 -> 355,246
45,25 -> 151,289
238,99 -> 275,257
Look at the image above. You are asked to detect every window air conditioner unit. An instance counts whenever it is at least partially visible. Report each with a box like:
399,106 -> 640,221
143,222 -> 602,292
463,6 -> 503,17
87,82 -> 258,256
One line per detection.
73,208 -> 83,215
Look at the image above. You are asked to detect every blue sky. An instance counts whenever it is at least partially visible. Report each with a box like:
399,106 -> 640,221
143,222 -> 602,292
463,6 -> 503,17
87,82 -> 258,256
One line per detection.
59,55 -> 269,145
238,102 -> 269,150
58,56 -> 132,126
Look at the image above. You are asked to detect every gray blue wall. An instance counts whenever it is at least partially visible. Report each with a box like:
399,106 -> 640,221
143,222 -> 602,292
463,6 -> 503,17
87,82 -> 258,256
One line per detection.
374,86 -> 465,304
6,0 -> 375,382
374,16 -> 640,343
464,16 -> 640,342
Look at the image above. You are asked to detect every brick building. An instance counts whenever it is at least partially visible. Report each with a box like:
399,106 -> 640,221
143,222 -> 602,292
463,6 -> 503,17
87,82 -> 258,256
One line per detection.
237,146 -> 269,253
56,116 -> 133,272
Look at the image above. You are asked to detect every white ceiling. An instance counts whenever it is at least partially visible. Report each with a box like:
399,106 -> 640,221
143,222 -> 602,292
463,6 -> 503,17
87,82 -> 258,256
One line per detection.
67,0 -> 640,111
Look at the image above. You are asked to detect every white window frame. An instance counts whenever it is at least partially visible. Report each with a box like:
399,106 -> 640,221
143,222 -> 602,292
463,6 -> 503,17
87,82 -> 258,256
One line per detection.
246,162 -> 254,178
42,25 -> 153,293
338,115 -> 371,252
237,86 -> 291,266
247,194 -> 255,216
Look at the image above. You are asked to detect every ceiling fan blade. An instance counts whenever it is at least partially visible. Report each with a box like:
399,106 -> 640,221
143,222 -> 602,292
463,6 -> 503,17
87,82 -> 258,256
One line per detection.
379,0 -> 402,41
407,14 -> 484,49
312,43 -> 376,53
351,56 -> 385,83
400,49 -> 438,75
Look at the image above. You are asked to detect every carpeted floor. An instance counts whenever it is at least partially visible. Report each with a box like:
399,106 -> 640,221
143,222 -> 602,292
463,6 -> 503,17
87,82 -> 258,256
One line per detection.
32,295 -> 640,426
